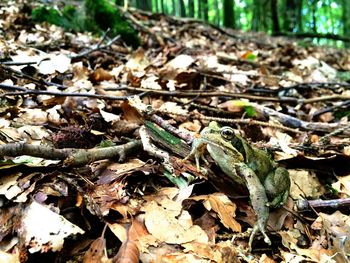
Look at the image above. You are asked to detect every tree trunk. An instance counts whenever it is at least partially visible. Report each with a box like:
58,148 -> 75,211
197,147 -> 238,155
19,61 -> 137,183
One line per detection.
296,0 -> 303,32
179,0 -> 186,17
251,0 -> 261,31
171,0 -> 176,15
343,0 -> 350,47
198,0 -> 202,19
223,0 -> 235,28
136,0 -> 152,11
270,0 -> 279,34
154,0 -> 159,13
203,0 -> 209,22
283,0 -> 298,32
188,0 -> 195,17
311,0 -> 317,33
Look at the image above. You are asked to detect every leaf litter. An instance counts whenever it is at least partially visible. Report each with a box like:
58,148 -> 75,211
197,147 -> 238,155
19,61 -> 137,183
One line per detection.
0,1 -> 350,262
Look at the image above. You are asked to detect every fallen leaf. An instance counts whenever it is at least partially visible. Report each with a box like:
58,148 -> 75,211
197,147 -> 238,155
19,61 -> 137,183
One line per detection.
19,201 -> 84,253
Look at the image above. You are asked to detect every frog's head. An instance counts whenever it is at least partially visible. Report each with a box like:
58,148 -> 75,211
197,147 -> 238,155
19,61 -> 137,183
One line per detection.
219,126 -> 244,152
203,122 -> 245,161
207,122 -> 247,157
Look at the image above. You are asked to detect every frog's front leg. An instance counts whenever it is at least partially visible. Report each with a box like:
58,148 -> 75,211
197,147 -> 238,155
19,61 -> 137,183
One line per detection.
184,138 -> 209,171
236,163 -> 271,250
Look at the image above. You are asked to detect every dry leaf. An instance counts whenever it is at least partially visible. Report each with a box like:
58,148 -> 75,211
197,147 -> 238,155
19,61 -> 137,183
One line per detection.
289,169 -> 325,199
144,201 -> 208,244
191,193 -> 241,232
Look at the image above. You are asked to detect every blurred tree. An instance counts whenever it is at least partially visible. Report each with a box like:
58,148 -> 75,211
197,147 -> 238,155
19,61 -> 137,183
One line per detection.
343,0 -> 350,47
136,0 -> 152,11
203,0 -> 209,21
252,0 -> 269,31
160,0 -> 164,13
188,0 -> 194,17
213,0 -> 219,24
179,0 -> 186,17
283,0 -> 298,32
172,0 -> 176,15
223,0 -> 235,28
271,0 -> 279,34
310,0 -> 317,33
198,0 -> 202,19
123,0 -> 350,47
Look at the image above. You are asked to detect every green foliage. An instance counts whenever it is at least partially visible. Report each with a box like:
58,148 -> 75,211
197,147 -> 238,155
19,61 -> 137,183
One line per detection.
163,170 -> 189,189
85,0 -> 140,48
334,109 -> 350,119
31,0 -> 139,48
31,5 -> 85,32
97,140 -> 116,148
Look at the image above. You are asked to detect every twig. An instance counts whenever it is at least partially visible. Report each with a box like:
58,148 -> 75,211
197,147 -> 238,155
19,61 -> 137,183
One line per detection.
252,103 -> 349,134
119,87 -> 350,104
319,123 -> 350,143
0,64 -> 66,89
97,28 -> 111,48
296,198 -> 350,211
281,82 -> 350,91
196,115 -> 302,134
71,35 -> 121,60
120,86 -> 298,102
302,94 -> 350,104
311,100 -> 350,118
0,83 -> 130,100
0,61 -> 38,66
0,140 -> 142,166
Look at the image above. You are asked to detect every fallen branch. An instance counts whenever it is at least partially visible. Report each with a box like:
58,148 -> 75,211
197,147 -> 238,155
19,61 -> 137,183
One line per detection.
252,103 -> 349,134
0,140 -> 142,166
0,83 -> 131,100
296,198 -> 350,211
70,34 -> 121,61
0,64 -> 66,89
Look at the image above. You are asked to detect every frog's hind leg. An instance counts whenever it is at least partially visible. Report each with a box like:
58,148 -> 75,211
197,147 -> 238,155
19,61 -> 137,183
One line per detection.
249,220 -> 271,251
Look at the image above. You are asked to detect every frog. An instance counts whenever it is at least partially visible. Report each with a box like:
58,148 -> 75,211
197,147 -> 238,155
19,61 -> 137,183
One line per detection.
185,121 -> 290,250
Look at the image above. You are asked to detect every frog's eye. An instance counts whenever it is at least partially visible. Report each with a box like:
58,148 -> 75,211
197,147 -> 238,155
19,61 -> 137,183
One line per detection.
220,127 -> 235,140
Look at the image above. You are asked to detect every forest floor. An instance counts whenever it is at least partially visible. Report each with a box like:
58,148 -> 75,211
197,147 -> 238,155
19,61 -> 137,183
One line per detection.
1,1 -> 350,263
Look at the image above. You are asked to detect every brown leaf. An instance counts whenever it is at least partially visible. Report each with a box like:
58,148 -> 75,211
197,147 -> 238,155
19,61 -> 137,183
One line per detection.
112,240 -> 139,263
83,237 -> 107,263
89,68 -> 113,83
191,193 -> 241,232
120,101 -> 143,124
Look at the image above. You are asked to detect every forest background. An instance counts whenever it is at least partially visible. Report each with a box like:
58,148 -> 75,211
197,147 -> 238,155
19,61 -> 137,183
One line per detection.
124,0 -> 350,47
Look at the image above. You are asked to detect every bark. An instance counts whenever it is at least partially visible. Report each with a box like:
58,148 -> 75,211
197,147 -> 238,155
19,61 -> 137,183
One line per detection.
198,0 -> 202,19
271,0 -> 279,34
188,0 -> 194,17
343,0 -> 350,47
136,0 -> 152,11
171,0 -> 176,15
179,0 -> 186,17
203,0 -> 209,22
283,0 -> 301,32
223,0 -> 235,28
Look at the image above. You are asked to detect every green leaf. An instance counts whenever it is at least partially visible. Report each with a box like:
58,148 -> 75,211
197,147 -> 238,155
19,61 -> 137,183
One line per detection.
0,159 -> 21,169
244,105 -> 256,117
97,140 -> 116,148
163,171 -> 188,189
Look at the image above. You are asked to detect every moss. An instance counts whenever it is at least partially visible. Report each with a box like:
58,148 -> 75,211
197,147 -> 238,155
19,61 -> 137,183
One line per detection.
85,0 -> 140,48
31,0 -> 140,48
